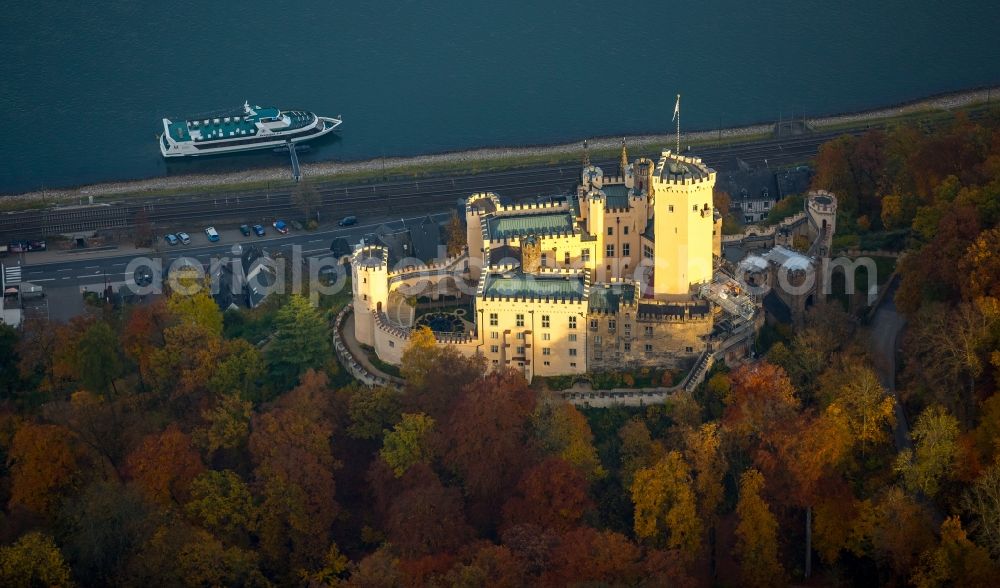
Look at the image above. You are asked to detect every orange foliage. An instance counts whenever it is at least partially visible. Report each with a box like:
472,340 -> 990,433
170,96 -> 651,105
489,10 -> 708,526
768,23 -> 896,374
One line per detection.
125,424 -> 204,505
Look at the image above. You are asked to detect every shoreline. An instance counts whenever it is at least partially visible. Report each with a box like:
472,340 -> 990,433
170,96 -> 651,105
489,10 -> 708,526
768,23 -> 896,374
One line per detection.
5,86 -> 998,204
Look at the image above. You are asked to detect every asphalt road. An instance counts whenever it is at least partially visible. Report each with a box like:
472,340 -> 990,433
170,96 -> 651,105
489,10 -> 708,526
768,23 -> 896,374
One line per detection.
14,211 -> 453,290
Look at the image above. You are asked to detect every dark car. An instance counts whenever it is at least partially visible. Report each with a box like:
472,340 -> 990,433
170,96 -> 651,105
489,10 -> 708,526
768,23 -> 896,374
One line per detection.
338,216 -> 357,226
330,237 -> 352,258
239,224 -> 251,236
252,224 -> 266,237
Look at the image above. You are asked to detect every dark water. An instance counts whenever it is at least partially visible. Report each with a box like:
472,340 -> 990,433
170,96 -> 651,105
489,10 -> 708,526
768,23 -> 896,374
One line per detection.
2,1 -> 998,194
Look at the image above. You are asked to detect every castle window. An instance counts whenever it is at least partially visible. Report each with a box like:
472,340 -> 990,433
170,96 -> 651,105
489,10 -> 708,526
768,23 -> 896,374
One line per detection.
540,253 -> 547,267
644,326 -> 653,337
516,346 -> 525,355
489,313 -> 498,326
590,319 -> 598,330
516,314 -> 524,327
570,362 -> 577,367
564,252 -> 570,265
643,245 -> 654,259
363,277 -> 367,284
581,249 -> 590,262
492,359 -> 499,365
692,205 -> 698,212
669,205 -> 674,212
544,361 -> 550,366
623,226 -> 629,235
606,244 -> 614,257
542,333 -> 551,341
541,315 -> 550,328
363,294 -> 367,301
569,334 -> 577,342
622,243 -> 630,257
608,320 -> 616,332
607,227 -> 613,236
595,335 -> 602,345
491,345 -> 499,353
389,341 -> 394,348
569,348 -> 578,357
492,331 -> 499,339
645,343 -> 653,353
686,346 -> 694,353
569,316 -> 577,329
516,332 -> 524,340
624,342 -> 631,352
542,347 -> 551,356
624,323 -> 631,333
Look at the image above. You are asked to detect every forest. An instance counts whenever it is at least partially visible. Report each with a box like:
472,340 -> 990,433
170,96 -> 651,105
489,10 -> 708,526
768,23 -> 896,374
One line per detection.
0,107 -> 999,586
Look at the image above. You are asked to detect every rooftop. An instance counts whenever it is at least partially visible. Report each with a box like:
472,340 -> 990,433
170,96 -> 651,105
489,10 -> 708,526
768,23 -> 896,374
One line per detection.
487,212 -> 574,240
601,184 -> 633,209
588,282 -> 636,313
482,272 -> 585,300
657,152 -> 712,182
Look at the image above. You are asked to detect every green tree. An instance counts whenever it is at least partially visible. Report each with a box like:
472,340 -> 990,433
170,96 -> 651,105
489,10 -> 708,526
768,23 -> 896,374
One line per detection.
76,321 -> 123,397
185,470 -> 259,545
445,212 -> 465,257
380,413 -> 435,477
827,365 -> 896,452
734,469 -> 785,588
532,401 -> 605,480
0,532 -> 73,588
167,289 -> 223,337
896,405 -> 959,497
346,385 -> 402,440
630,450 -> 702,556
196,392 -> 254,454
266,295 -> 331,389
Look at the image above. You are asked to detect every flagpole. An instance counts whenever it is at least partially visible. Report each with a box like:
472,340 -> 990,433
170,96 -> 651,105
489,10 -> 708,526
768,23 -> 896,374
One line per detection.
675,94 -> 681,154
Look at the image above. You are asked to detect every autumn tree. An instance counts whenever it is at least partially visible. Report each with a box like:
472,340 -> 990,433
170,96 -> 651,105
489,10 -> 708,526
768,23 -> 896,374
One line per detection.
7,423 -> 82,517
962,460 -> 1000,558
630,450 -> 702,557
502,457 -> 592,532
734,469 -> 785,588
167,288 -> 223,337
384,465 -> 473,557
0,531 -> 73,588
618,418 -> 664,490
896,405 -> 959,497
346,384 -> 402,440
125,424 -> 204,506
125,523 -> 265,587
185,469 -> 259,546
400,326 -> 439,392
542,527 -> 643,586
380,412 -> 435,477
531,401 -> 605,480
195,392 -> 254,455
445,212 -> 465,257
723,361 -> 799,445
824,364 -> 895,452
266,295 -> 331,389
911,516 -> 998,588
75,321 -> 124,397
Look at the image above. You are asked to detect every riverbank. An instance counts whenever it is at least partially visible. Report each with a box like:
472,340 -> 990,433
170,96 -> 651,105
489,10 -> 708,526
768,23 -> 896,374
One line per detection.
4,86 -> 997,207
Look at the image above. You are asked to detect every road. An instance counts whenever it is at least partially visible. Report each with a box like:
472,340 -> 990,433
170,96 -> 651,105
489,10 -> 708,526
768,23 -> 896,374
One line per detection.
13,211 -> 453,290
869,280 -> 912,451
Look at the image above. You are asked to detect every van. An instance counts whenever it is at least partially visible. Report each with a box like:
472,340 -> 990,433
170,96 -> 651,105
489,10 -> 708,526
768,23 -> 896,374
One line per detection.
205,227 -> 220,242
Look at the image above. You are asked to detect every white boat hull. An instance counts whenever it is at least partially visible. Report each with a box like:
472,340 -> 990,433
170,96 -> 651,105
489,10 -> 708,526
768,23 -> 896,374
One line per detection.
160,116 -> 341,158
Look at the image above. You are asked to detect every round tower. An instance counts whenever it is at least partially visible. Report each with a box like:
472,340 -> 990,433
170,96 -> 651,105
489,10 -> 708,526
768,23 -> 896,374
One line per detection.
581,165 -> 604,190
806,190 -> 837,257
587,189 -> 606,275
351,246 -> 389,347
465,192 -> 499,280
651,151 -> 717,297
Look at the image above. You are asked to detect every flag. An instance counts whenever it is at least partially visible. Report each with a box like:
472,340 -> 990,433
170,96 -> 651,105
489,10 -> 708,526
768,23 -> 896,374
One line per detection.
672,94 -> 680,122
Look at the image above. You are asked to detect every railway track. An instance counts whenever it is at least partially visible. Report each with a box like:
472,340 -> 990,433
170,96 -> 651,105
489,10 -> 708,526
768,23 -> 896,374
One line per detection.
0,109 -> 989,240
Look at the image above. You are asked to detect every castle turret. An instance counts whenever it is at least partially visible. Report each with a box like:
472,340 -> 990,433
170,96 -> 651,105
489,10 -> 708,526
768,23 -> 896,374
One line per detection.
806,190 -> 837,257
588,190 -> 606,273
351,246 -> 390,346
521,236 -> 542,273
619,138 -> 629,177
465,192 -> 500,281
651,151 -> 716,297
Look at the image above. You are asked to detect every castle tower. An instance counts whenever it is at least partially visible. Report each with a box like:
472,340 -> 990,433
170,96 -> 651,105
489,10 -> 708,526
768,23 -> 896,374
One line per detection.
651,151 -> 717,297
805,190 -> 837,257
465,192 -> 500,281
587,190 -> 606,274
351,246 -> 390,346
619,138 -> 629,177
522,236 -> 541,273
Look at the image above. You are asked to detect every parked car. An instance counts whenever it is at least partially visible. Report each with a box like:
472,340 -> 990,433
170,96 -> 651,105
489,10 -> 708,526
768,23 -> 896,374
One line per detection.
205,227 -> 220,242
330,237 -> 352,258
164,234 -> 179,246
272,220 -> 289,234
252,224 -> 266,237
239,224 -> 251,236
177,232 -> 191,245
338,216 -> 357,226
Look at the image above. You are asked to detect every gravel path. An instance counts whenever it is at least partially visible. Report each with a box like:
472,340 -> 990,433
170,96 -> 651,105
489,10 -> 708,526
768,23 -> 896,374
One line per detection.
6,87 -> 997,204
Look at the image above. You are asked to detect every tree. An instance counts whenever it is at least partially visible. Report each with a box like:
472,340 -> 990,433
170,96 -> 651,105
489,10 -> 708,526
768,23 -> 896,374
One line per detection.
445,212 -> 465,257
384,466 -> 474,557
962,460 -> 1000,558
531,401 -> 605,480
734,469 -> 784,587
502,457 -> 592,532
125,523 -> 265,587
630,450 -> 702,556
346,385 -> 402,440
618,418 -> 663,490
293,181 -> 321,219
75,321 -> 123,397
125,424 -> 204,505
133,208 -> 155,248
7,423 -> 82,516
911,517 -> 998,588
723,362 -> 799,444
542,527 -> 643,586
896,405 -> 959,497
0,532 -> 73,588
196,392 -> 254,454
266,295 -> 331,389
400,326 -> 439,392
380,413 -> 435,477
826,364 -> 895,452
444,544 -> 527,588
167,289 -> 223,337
185,469 -> 259,545
16,316 -> 60,393
682,422 -> 727,526
0,324 -> 21,400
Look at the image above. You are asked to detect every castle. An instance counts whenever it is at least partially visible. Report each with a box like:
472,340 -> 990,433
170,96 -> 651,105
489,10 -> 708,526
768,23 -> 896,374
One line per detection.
349,141 -> 779,384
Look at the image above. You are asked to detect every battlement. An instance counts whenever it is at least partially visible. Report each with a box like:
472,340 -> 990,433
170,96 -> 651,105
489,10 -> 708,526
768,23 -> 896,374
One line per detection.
352,245 -> 388,271
807,189 -> 838,214
654,150 -> 716,186
465,192 -> 501,216
497,199 -> 569,215
635,300 -> 713,322
387,251 -> 465,279
372,310 -> 477,345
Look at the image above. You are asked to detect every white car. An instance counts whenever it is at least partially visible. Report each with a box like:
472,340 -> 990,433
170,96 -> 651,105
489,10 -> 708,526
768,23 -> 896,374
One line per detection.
177,232 -> 191,245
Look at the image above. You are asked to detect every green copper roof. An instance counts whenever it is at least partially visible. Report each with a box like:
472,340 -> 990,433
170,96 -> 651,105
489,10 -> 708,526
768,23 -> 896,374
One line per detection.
482,273 -> 585,299
601,184 -> 632,209
588,283 -> 636,312
487,213 -> 574,240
